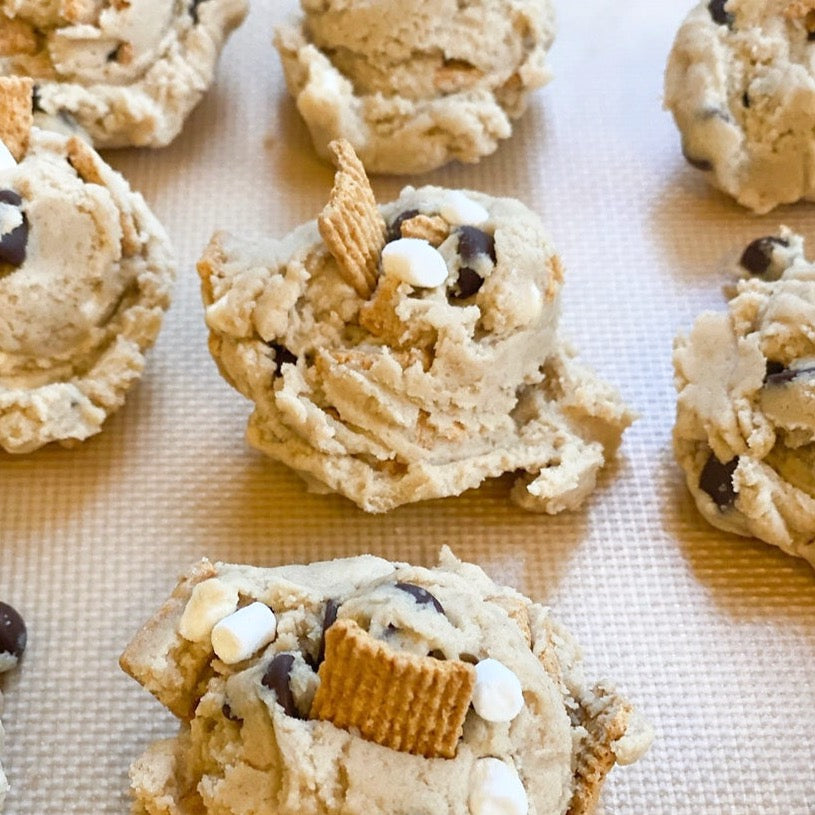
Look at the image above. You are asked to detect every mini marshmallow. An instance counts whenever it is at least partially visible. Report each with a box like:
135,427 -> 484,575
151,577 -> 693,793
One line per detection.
381,238 -> 448,288
211,602 -> 277,664
439,191 -> 489,226
179,578 -> 240,642
472,658 -> 524,722
0,140 -> 16,171
469,757 -> 528,815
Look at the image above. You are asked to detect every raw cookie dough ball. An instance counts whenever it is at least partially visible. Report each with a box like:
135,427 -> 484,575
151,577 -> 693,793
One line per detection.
274,0 -> 555,174
0,0 -> 247,147
119,548 -> 653,815
674,227 -> 815,567
197,141 -> 633,513
665,0 -> 815,213
0,601 -> 26,813
0,78 -> 175,453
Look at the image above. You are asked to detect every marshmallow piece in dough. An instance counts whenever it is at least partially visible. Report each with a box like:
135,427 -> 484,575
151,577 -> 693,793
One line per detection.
381,238 -> 448,288
211,602 -> 277,664
178,578 -> 239,643
469,757 -> 528,815
0,141 -> 16,171
440,191 -> 490,226
472,658 -> 524,723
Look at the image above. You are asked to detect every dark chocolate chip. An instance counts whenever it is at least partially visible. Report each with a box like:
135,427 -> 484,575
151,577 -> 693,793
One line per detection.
0,191 -> 28,269
386,209 -> 420,244
698,454 -> 738,510
451,267 -> 484,301
268,342 -> 297,377
31,85 -> 43,113
261,653 -> 301,718
742,92 -> 750,108
764,361 -> 815,385
0,602 -> 27,662
394,582 -> 444,614
316,598 -> 338,667
190,0 -> 205,23
739,236 -> 788,277
682,146 -> 713,172
221,702 -> 242,722
457,226 -> 496,265
708,0 -> 733,26
428,649 -> 446,660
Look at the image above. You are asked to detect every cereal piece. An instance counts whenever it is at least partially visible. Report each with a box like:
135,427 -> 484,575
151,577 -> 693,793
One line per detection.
0,17 -> 38,57
0,77 -> 33,161
310,618 -> 475,758
317,139 -> 386,298
398,213 -> 449,246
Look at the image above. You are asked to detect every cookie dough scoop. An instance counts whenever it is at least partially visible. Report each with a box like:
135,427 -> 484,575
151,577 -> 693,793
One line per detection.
665,0 -> 815,212
119,548 -> 652,815
0,0 -> 247,147
274,0 -> 555,174
198,140 -> 633,513
0,77 -> 175,454
674,227 -> 815,567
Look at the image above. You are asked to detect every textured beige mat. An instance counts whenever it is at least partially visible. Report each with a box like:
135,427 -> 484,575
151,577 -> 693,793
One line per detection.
1,1 -> 814,813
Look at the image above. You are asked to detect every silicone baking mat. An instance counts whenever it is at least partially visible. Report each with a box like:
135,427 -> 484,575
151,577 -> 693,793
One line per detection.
1,1 -> 814,812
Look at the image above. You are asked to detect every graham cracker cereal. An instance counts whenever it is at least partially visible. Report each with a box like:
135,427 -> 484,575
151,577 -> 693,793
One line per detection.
398,213 -> 450,246
487,595 -> 532,647
317,139 -> 386,299
0,77 -> 33,161
567,684 -> 633,815
310,618 -> 475,758
0,17 -> 38,57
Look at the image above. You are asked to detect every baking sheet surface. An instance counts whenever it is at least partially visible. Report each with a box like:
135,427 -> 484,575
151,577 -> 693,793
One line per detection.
2,1 -> 814,813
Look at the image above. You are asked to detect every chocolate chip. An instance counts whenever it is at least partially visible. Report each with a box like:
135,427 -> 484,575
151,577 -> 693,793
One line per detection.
764,360 -> 815,385
0,190 -> 28,269
316,598 -> 338,667
739,236 -> 788,277
221,702 -> 242,722
682,146 -> 713,172
190,0 -> 205,23
451,267 -> 484,301
394,582 -> 444,614
268,342 -> 297,377
386,209 -> 419,243
31,85 -> 43,113
708,0 -> 733,26
261,653 -> 301,718
698,454 -> 738,510
742,92 -> 750,108
457,226 -> 496,265
0,602 -> 27,663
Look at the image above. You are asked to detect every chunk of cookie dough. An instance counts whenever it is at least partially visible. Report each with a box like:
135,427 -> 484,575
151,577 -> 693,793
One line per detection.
197,141 -> 634,513
0,78 -> 175,453
0,0 -> 247,148
120,548 -> 652,815
274,0 -> 555,174
664,0 -> 815,213
674,227 -> 815,567
0,601 -> 26,813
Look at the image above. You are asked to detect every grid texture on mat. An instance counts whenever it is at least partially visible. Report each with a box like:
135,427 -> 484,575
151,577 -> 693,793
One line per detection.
1,1 -> 815,813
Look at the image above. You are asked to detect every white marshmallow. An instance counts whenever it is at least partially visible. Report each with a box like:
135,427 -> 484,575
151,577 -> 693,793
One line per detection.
381,238 -> 448,288
439,191 -> 489,226
0,140 -> 17,171
472,658 -> 524,722
211,602 -> 277,664
178,578 -> 239,642
469,757 -> 528,815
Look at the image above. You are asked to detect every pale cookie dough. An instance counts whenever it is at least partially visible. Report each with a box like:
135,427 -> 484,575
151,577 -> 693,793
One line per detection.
674,227 -> 815,567
0,87 -> 175,453
274,0 -> 555,174
665,0 -> 815,213
198,175 -> 634,513
0,0 -> 247,147
120,548 -> 652,815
